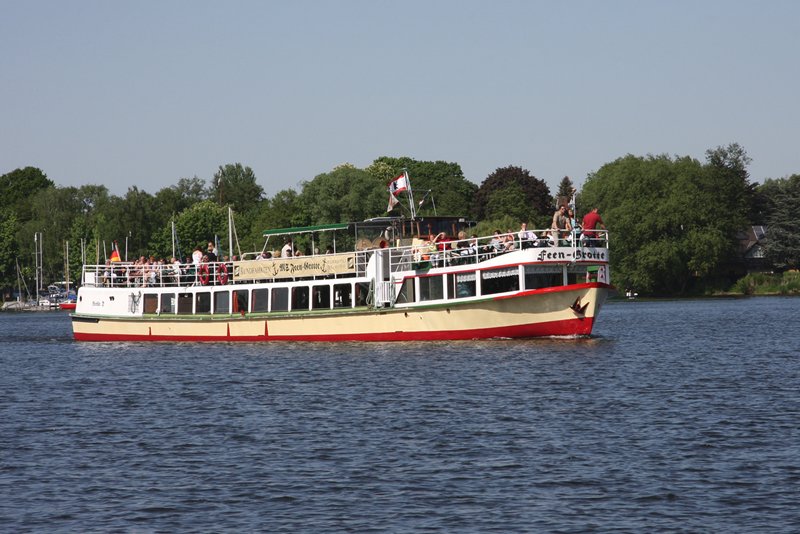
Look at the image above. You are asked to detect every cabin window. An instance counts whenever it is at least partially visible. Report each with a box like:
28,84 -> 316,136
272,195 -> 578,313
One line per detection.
395,277 -> 415,304
355,282 -> 371,307
233,290 -> 248,314
481,267 -> 519,295
566,269 -> 583,285
448,272 -> 476,299
333,283 -> 352,308
214,291 -> 230,314
195,292 -> 211,313
251,288 -> 269,312
312,285 -> 330,310
272,287 -> 289,311
524,266 -> 563,290
143,294 -> 158,314
292,286 -> 309,311
160,293 -> 176,314
419,275 -> 444,301
177,293 -> 193,314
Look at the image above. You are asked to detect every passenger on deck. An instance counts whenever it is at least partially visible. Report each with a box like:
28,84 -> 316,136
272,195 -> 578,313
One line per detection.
490,230 -> 505,253
205,242 -> 217,264
581,207 -> 606,246
281,240 -> 293,258
551,205 -> 572,245
192,246 -> 203,267
428,232 -> 446,266
567,208 -> 581,244
468,234 -> 480,257
170,257 -> 182,285
102,260 -> 113,286
504,230 -> 517,251
518,222 -> 536,249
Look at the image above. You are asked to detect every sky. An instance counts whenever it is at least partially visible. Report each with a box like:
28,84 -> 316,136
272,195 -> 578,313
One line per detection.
2,0 -> 799,199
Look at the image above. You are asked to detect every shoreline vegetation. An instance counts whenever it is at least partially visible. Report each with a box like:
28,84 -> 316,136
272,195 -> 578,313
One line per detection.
610,271 -> 800,300
726,270 -> 800,296
3,146 -> 798,300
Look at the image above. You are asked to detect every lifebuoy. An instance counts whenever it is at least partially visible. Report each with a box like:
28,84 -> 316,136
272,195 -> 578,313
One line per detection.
217,263 -> 229,285
198,263 -> 210,285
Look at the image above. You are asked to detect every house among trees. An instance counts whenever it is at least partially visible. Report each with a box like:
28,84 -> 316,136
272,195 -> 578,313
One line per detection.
737,225 -> 770,273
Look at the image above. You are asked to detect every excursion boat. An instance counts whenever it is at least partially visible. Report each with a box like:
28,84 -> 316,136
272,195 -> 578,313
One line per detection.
70,216 -> 613,342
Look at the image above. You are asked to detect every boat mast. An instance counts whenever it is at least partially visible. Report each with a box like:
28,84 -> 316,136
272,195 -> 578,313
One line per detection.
404,169 -> 417,219
228,207 -> 233,259
64,240 -> 70,294
34,232 -> 42,304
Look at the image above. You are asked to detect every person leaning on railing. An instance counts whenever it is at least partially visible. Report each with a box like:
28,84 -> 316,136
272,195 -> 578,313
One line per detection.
581,207 -> 606,247
551,205 -> 572,245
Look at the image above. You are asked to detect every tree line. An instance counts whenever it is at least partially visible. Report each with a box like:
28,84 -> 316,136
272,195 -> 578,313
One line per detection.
1,145 -> 798,299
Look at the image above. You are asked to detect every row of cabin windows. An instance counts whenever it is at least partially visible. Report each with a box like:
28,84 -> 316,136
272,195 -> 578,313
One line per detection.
142,266 -> 591,315
142,282 -> 372,315
395,266 -> 586,304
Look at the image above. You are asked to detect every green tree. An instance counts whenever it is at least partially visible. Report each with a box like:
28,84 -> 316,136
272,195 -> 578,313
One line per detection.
154,177 -> 207,221
760,174 -> 800,270
555,176 -> 576,206
17,186 -> 89,285
704,143 -> 755,229
0,209 -> 19,296
243,189 -> 299,254
295,166 -> 385,226
0,167 -> 54,220
485,183 -> 530,222
118,187 -> 157,259
473,166 -> 551,226
209,163 -> 264,215
368,157 -> 478,217
580,149 -> 755,295
175,200 -> 229,258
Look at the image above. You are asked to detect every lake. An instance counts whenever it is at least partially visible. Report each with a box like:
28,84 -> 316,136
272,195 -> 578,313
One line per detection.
1,297 -> 799,532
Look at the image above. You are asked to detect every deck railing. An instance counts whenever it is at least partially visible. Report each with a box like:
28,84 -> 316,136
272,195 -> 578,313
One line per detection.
81,228 -> 608,289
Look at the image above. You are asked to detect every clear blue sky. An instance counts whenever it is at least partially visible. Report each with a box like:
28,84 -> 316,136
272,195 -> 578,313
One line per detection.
2,0 -> 798,198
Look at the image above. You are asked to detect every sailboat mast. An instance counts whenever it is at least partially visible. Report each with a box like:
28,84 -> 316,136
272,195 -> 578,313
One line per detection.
65,240 -> 70,294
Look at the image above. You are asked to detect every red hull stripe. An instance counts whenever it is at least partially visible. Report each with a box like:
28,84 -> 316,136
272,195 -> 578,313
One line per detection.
73,316 -> 595,343
493,281 -> 612,300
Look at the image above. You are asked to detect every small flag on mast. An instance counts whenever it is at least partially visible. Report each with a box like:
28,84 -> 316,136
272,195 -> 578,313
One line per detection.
387,192 -> 400,212
110,241 -> 121,262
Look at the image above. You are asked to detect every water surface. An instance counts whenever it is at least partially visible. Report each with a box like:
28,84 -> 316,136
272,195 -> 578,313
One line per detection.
1,297 -> 799,532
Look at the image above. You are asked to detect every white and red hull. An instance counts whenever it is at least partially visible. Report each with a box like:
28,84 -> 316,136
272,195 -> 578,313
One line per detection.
71,283 -> 610,342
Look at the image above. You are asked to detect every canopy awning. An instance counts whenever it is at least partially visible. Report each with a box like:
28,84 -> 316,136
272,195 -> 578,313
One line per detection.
262,223 -> 350,237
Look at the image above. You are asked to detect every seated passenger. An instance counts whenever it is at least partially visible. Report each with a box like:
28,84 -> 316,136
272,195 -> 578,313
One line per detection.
504,230 -> 516,251
281,240 -> 293,258
102,260 -> 112,286
518,222 -> 536,249
490,230 -> 505,253
169,257 -> 181,285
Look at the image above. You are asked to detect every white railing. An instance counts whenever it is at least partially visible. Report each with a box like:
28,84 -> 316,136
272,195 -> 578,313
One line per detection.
81,228 -> 609,288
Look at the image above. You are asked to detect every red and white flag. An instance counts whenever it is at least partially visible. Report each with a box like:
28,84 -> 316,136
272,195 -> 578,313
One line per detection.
387,193 -> 399,212
388,173 -> 408,195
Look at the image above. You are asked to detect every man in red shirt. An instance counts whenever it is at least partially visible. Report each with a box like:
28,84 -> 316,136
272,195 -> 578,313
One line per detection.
581,207 -> 606,246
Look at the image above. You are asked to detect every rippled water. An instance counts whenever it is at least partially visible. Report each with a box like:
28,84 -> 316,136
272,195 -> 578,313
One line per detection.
2,297 -> 799,532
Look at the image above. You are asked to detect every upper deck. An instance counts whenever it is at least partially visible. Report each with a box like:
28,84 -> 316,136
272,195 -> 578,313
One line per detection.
80,228 -> 608,289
